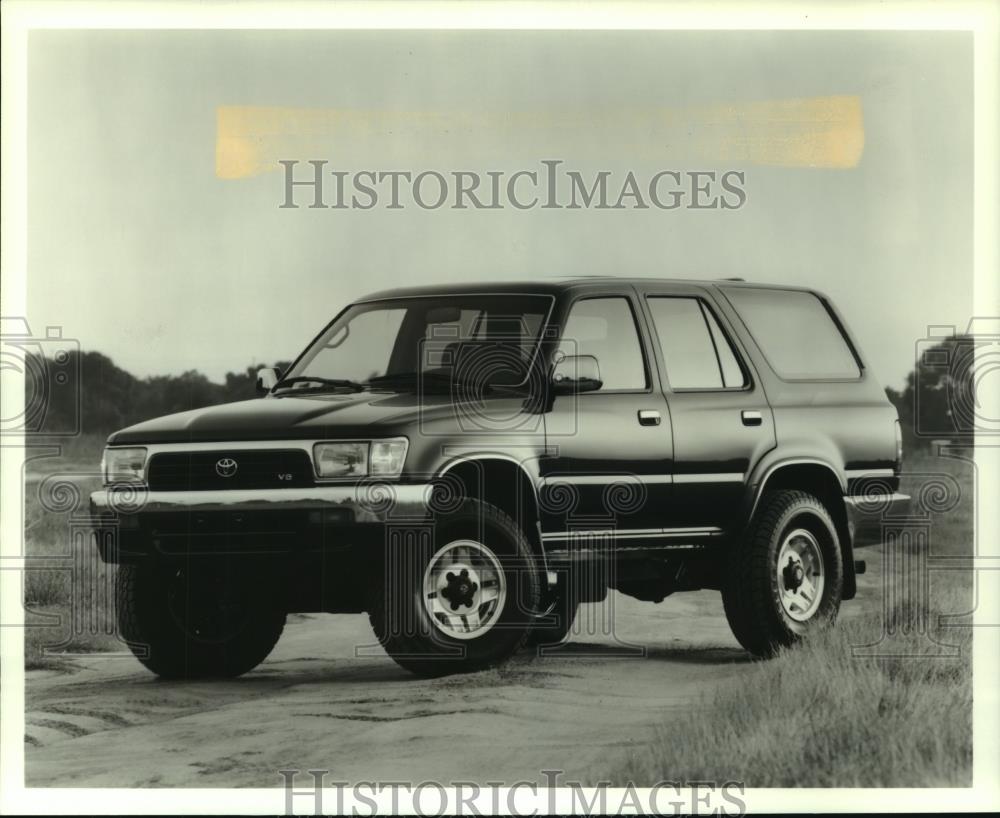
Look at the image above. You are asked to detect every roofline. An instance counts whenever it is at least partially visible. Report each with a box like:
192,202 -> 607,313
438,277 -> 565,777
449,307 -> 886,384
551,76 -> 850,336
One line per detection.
352,276 -> 824,302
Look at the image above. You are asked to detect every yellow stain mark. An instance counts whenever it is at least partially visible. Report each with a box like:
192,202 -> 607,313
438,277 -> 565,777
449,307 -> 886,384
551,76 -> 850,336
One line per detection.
216,95 -> 863,179
688,96 -> 865,169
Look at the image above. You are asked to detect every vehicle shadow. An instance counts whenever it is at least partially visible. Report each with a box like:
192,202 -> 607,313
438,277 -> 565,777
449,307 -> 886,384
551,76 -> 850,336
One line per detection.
535,641 -> 751,665
32,640 -> 751,700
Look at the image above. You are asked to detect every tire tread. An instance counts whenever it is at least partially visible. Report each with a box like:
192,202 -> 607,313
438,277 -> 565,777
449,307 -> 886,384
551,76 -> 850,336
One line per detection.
722,489 -> 842,657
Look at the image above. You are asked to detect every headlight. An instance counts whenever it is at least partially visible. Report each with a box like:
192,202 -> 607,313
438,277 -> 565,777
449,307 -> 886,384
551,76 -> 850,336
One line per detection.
102,447 -> 147,485
313,442 -> 369,479
370,439 -> 409,476
313,439 -> 408,479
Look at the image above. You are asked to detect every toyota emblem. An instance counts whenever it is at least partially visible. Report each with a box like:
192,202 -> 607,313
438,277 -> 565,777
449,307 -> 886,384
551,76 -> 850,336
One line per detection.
215,457 -> 238,478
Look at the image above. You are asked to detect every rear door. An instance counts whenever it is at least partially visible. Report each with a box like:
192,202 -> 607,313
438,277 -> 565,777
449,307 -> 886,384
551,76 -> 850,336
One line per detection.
638,283 -> 776,532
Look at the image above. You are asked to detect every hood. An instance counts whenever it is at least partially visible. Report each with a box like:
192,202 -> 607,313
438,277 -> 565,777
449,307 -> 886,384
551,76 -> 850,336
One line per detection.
107,390 -> 480,444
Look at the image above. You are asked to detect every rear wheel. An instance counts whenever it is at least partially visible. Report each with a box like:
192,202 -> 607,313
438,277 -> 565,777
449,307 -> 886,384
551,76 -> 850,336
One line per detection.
369,500 -> 542,677
722,490 -> 843,657
117,561 -> 286,679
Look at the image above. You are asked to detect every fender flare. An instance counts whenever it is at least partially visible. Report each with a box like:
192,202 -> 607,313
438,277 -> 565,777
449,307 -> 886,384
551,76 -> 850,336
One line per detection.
435,453 -> 547,564
743,456 -> 847,527
742,456 -> 857,600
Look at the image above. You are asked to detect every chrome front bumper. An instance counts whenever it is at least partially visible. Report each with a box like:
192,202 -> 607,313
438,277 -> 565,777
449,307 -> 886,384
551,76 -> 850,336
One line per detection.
90,483 -> 434,525
89,483 -> 437,563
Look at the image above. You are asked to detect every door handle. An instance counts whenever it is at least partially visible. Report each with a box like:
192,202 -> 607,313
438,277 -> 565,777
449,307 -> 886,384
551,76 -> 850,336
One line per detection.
638,410 -> 661,427
741,410 -> 763,427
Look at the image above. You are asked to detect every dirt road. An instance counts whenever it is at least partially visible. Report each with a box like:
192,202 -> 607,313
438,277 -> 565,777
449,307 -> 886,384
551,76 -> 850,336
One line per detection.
25,589 -> 766,788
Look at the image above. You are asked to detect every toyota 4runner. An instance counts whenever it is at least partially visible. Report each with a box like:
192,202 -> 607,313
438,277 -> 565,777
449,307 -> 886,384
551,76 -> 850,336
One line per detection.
90,278 -> 909,677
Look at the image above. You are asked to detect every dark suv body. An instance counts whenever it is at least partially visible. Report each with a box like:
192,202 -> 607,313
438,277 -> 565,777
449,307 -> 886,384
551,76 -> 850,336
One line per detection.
91,278 -> 908,677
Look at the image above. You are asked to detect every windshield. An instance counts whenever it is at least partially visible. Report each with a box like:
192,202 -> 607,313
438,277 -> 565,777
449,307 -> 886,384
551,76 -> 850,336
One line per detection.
282,294 -> 553,391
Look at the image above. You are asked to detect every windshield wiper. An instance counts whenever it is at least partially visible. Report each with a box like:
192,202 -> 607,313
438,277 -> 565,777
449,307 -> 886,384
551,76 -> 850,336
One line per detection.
367,372 -> 522,394
273,376 -> 367,394
366,372 -> 465,392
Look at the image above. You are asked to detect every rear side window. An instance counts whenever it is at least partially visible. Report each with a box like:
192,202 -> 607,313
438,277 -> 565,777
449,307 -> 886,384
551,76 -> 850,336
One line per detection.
725,288 -> 861,380
647,297 -> 747,389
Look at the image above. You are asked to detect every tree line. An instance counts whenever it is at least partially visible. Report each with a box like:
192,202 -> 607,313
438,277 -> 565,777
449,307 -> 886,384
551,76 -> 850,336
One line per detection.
884,334 -> 978,449
24,350 -> 290,436
22,335 -> 980,447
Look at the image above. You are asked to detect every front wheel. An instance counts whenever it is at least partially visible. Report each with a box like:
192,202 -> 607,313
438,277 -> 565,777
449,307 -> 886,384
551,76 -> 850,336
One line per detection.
117,561 -> 286,679
368,500 -> 542,677
722,490 -> 843,657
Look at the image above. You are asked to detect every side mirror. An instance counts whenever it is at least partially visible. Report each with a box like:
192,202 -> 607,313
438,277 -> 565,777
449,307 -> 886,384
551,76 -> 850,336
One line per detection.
551,354 -> 603,394
256,367 -> 279,395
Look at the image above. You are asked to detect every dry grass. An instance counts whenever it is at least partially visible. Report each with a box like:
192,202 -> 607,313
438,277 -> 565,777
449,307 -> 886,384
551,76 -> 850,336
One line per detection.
25,432 -> 108,476
609,452 -> 975,787
23,434 -> 117,669
609,582 -> 971,787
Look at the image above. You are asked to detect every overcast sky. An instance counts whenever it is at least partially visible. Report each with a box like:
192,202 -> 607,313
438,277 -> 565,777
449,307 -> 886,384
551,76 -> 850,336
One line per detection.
27,30 -> 972,388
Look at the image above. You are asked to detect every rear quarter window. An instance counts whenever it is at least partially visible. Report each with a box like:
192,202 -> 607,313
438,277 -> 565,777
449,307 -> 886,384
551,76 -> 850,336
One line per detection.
724,287 -> 861,380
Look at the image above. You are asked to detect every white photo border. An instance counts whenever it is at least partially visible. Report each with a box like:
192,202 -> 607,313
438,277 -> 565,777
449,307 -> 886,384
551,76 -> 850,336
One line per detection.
1,1 -> 997,814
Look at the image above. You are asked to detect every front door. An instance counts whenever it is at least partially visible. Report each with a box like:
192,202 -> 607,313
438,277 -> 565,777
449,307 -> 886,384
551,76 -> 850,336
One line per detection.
540,293 -> 673,541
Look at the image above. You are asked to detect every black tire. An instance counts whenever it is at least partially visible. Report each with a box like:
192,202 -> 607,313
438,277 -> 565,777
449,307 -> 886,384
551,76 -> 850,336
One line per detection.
117,561 -> 286,679
722,490 -> 843,657
524,592 -> 579,648
369,499 -> 542,677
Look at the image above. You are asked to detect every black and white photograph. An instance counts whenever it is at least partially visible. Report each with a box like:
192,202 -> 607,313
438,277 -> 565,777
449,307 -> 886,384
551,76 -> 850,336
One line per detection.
1,1 -> 998,815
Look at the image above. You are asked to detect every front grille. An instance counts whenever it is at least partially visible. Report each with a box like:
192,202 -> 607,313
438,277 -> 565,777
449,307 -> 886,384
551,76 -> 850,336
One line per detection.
147,449 -> 315,491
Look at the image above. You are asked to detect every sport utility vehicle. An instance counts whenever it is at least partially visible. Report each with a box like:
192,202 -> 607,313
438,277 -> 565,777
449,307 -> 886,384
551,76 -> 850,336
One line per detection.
90,278 -> 908,677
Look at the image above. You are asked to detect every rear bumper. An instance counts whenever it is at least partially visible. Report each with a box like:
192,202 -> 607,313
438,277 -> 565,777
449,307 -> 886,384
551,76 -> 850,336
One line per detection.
845,492 -> 912,547
89,484 -> 433,562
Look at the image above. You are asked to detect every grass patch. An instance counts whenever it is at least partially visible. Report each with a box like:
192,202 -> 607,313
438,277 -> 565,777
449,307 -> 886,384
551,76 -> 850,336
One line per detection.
24,433 -> 107,478
609,580 -> 971,787
609,451 -> 975,787
23,436 -> 116,669
25,611 -> 122,671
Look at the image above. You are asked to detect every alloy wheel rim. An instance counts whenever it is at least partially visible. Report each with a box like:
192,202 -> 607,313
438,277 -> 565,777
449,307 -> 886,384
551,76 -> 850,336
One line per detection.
776,527 -> 825,622
422,539 -> 506,640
